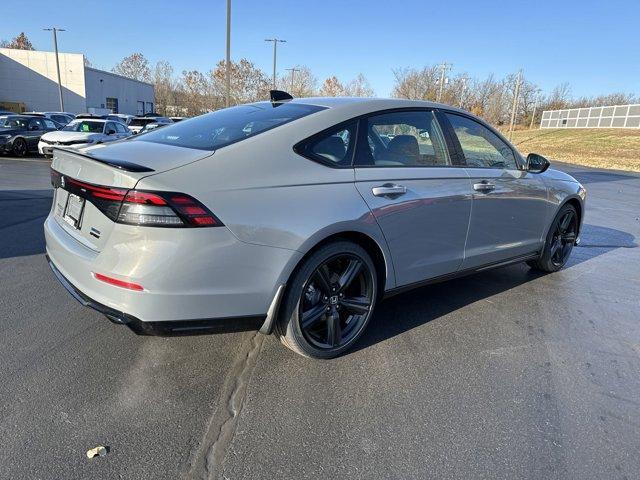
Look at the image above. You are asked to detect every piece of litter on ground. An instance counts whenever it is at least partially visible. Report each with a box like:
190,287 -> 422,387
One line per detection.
86,446 -> 108,459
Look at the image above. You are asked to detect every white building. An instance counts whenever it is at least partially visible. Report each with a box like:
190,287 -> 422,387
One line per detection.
0,48 -> 154,115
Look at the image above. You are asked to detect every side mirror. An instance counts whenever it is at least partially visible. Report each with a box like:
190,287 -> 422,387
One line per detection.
106,129 -> 116,135
526,153 -> 550,173
30,125 -> 39,131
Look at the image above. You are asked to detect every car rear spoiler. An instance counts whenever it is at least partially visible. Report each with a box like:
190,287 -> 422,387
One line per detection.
52,147 -> 155,173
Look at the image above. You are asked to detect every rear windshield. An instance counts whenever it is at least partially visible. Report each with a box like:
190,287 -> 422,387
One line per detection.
134,102 -> 326,150
63,120 -> 104,133
130,118 -> 157,127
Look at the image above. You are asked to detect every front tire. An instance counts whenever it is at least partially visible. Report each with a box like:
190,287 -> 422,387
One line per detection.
12,138 -> 27,157
276,241 -> 377,359
528,203 -> 578,272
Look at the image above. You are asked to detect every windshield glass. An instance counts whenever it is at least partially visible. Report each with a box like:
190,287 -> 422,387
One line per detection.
134,102 -> 325,150
1,117 -> 29,129
62,120 -> 104,133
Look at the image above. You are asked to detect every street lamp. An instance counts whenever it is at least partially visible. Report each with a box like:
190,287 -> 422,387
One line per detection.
264,38 -> 286,89
225,0 -> 231,107
43,27 -> 66,111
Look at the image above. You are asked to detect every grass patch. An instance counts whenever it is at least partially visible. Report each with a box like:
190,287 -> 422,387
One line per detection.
505,129 -> 640,172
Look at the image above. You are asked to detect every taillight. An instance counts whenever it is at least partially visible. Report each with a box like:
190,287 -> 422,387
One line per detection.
93,272 -> 144,291
52,169 -> 222,228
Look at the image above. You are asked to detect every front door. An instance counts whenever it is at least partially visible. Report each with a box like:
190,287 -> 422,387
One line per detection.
442,112 -> 550,269
353,110 -> 472,287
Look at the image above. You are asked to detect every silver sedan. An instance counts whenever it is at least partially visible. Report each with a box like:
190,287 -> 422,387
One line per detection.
44,95 -> 586,358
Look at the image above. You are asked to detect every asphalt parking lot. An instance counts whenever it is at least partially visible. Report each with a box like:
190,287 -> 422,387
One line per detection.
1,155 -> 638,480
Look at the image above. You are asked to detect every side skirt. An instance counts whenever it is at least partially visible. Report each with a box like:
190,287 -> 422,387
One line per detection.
383,251 -> 540,299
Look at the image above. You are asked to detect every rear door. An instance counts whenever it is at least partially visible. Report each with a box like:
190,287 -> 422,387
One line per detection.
27,118 -> 45,148
353,109 -> 472,287
442,112 -> 549,269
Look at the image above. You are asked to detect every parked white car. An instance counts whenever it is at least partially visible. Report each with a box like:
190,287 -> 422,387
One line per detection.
38,118 -> 131,157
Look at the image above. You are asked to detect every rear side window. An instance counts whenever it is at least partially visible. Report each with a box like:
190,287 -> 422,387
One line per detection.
135,102 -> 325,151
297,122 -> 357,166
355,110 -> 450,167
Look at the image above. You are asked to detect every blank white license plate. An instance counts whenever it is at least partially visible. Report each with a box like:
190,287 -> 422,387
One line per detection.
63,193 -> 85,229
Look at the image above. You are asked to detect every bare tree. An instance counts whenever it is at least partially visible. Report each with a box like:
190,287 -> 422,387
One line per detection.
112,53 -> 152,83
0,32 -> 35,50
209,58 -> 270,107
318,76 -> 346,97
176,70 -> 209,116
154,61 -> 176,115
278,65 -> 318,97
391,66 -> 440,100
345,73 -> 375,97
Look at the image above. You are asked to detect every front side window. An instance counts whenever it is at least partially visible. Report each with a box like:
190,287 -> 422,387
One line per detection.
355,110 -> 449,167
43,119 -> 57,129
136,102 -> 325,151
445,113 -> 517,169
115,122 -> 128,134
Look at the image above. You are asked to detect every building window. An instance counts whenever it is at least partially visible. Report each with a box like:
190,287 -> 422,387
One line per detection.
145,102 -> 154,114
137,101 -> 145,115
106,97 -> 119,114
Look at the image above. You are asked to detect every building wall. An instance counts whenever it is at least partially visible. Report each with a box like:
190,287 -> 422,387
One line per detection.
541,104 -> 640,129
0,48 -> 86,113
84,68 -> 154,115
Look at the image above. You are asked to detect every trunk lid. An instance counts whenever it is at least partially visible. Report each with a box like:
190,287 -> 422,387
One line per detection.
50,143 -> 213,251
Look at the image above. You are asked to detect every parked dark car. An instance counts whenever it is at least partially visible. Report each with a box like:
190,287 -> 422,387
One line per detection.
0,115 -> 59,156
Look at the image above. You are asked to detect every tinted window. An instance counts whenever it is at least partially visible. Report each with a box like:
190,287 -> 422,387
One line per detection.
299,122 -> 356,166
445,113 -> 517,169
1,117 -> 28,129
28,119 -> 43,130
356,110 -> 449,167
135,102 -> 325,151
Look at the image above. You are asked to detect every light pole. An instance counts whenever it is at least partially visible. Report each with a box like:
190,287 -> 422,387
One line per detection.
225,0 -> 231,107
285,67 -> 299,94
437,61 -> 452,103
508,69 -> 523,141
264,38 -> 286,89
43,27 -> 65,111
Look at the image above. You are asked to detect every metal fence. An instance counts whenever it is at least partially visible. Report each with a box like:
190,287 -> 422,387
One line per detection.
540,103 -> 640,129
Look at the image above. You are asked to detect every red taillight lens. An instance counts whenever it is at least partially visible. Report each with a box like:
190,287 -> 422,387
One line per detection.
52,169 -> 222,228
93,272 -> 144,291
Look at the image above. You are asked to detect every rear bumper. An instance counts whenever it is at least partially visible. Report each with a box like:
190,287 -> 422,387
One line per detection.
46,254 -> 265,336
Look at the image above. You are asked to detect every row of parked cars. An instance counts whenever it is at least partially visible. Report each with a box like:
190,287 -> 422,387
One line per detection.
0,110 -> 183,157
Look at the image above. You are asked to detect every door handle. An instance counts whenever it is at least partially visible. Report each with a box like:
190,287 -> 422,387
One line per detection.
473,181 -> 495,193
372,183 -> 407,197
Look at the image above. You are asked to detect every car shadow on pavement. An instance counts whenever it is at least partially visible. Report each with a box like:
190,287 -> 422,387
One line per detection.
568,170 -> 640,184
351,223 -> 637,355
0,189 -> 52,259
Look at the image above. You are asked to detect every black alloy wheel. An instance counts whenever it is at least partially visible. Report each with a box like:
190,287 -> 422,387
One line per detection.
550,209 -> 577,267
12,138 -> 27,157
528,203 -> 578,272
277,241 -> 378,359
299,253 -> 374,350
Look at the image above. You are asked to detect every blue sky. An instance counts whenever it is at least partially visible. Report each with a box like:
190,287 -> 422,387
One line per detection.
2,0 -> 638,97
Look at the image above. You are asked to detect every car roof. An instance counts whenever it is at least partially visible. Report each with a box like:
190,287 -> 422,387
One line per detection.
274,97 -> 468,115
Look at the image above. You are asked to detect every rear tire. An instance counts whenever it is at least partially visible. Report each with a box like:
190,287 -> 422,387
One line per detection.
528,203 -> 578,272
276,241 -> 377,359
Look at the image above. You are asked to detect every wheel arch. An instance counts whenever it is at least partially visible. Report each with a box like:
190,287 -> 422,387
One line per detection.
559,195 -> 584,237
